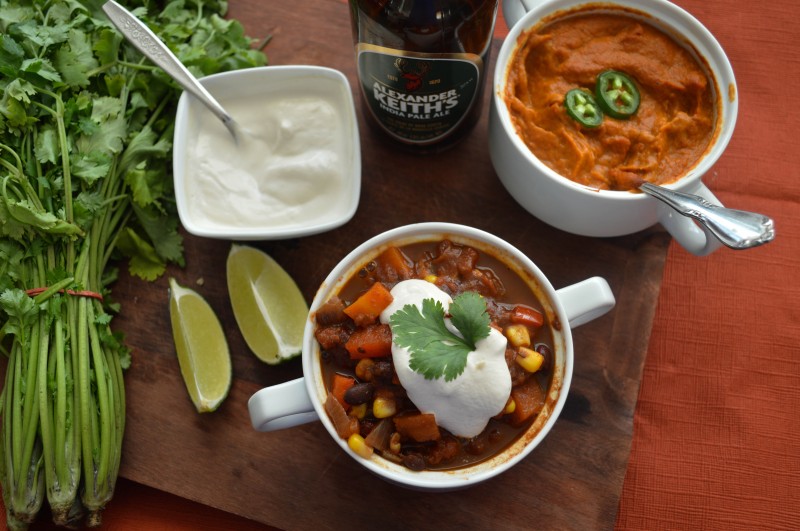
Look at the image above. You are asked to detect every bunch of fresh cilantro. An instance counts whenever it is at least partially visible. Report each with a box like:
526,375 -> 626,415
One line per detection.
0,0 -> 266,527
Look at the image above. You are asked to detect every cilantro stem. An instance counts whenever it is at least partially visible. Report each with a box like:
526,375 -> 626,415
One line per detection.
0,1 -> 267,525
0,142 -> 24,174
116,60 -> 159,72
30,277 -> 74,304
53,92 -> 73,226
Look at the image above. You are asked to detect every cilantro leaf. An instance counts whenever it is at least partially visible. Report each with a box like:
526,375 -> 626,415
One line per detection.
0,288 -> 39,342
0,33 -> 24,77
449,291 -> 491,346
390,292 -> 491,382
34,125 -> 60,164
131,203 -> 184,266
115,227 -> 165,281
54,28 -> 98,87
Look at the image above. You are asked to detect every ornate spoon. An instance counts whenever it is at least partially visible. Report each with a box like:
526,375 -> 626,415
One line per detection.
102,0 -> 238,140
639,182 -> 775,250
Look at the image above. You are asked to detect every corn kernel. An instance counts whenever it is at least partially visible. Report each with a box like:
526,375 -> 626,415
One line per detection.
350,403 -> 367,419
348,433 -> 374,459
516,347 -> 545,373
373,396 -> 397,418
505,324 -> 531,347
424,274 -> 438,284
389,432 -> 402,454
503,397 -> 516,414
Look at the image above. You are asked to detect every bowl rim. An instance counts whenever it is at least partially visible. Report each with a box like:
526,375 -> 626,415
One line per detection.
492,0 -> 739,202
301,222 -> 575,490
172,65 -> 361,240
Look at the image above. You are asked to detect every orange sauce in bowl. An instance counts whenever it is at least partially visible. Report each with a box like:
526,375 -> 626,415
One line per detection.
503,9 -> 720,191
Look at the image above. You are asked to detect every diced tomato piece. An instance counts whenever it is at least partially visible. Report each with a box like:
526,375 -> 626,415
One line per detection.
510,305 -> 544,329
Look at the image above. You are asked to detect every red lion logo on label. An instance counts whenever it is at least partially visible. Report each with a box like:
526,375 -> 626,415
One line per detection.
394,58 -> 430,92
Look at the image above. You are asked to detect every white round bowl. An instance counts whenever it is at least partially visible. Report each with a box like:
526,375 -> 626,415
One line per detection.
248,222 -> 616,491
173,65 -> 361,240
489,0 -> 738,254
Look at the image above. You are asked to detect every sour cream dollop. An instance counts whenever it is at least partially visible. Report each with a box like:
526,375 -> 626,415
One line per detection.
379,279 -> 512,438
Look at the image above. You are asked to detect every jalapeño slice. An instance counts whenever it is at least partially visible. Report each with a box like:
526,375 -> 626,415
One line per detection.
595,70 -> 640,119
564,89 -> 603,128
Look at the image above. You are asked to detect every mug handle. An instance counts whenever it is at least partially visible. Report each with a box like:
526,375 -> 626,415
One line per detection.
556,277 -> 616,328
248,377 -> 318,432
503,0 -> 537,29
656,182 -> 723,257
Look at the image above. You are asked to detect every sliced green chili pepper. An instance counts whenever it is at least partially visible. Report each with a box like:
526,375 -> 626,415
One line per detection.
564,88 -> 603,128
595,70 -> 640,119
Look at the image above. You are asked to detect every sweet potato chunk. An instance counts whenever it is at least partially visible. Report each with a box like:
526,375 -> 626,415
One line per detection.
393,412 -> 441,442
331,373 -> 356,409
345,323 -> 393,359
509,377 -> 546,427
343,282 -> 393,326
376,246 -> 414,282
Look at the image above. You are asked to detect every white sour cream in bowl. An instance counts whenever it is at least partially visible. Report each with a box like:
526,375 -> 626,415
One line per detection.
173,66 -> 361,239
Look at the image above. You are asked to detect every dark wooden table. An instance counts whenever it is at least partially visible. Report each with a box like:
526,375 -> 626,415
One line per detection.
6,1 -> 798,529
86,1 -> 668,529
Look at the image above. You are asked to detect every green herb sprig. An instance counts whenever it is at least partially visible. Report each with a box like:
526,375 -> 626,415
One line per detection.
390,292 -> 491,382
0,1 -> 267,527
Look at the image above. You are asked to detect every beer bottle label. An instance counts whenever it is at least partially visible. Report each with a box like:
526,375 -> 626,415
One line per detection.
355,44 -> 483,146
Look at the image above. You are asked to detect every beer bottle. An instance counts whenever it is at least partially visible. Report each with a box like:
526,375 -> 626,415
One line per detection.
348,0 -> 499,153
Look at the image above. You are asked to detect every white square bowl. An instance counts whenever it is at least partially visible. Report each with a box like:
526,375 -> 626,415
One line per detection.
173,65 -> 361,240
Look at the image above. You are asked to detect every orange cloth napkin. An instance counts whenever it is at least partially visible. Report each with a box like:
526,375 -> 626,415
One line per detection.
616,0 -> 800,527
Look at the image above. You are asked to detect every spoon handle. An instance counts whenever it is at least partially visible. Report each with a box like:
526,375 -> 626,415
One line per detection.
102,0 -> 235,134
640,182 -> 775,250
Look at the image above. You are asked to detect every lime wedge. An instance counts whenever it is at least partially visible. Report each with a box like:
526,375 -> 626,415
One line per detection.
226,244 -> 308,364
168,278 -> 232,413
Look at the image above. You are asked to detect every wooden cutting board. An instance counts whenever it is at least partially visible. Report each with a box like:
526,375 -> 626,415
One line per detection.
10,1 -> 671,529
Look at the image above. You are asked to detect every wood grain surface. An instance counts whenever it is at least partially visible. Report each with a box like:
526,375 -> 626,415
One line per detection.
2,1 -> 670,529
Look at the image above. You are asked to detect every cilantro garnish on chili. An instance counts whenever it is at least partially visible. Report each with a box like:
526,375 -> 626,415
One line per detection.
390,291 -> 491,382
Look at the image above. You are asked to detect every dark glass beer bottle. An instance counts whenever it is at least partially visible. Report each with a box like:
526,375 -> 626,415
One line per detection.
348,0 -> 499,153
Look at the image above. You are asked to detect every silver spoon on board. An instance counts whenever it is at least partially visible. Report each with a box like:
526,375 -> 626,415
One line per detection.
639,182 -> 775,250
102,0 -> 238,141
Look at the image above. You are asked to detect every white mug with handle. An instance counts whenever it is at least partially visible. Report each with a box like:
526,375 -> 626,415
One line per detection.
248,223 -> 615,490
491,0 -> 743,256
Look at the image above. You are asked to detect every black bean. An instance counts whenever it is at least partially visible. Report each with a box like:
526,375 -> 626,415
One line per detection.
466,436 -> 486,455
402,453 -> 426,471
371,360 -> 394,382
344,382 -> 374,405
535,343 -> 553,371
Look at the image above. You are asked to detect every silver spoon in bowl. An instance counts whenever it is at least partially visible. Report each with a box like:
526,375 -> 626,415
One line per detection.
639,181 -> 775,250
102,0 -> 238,141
